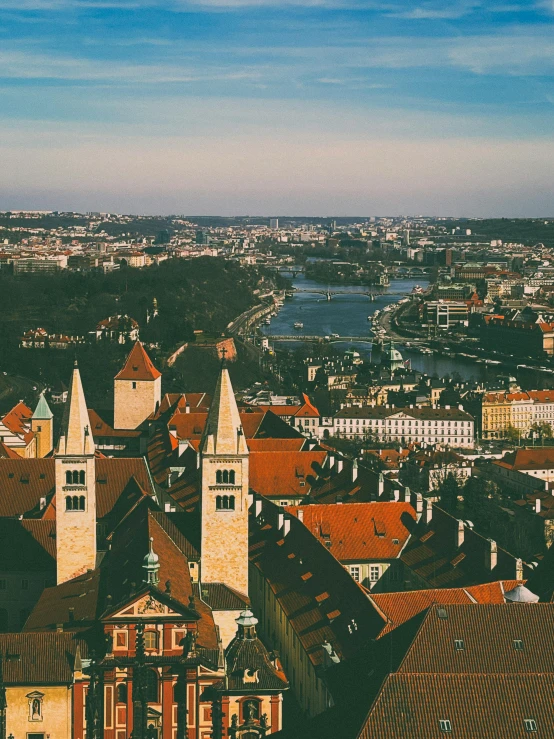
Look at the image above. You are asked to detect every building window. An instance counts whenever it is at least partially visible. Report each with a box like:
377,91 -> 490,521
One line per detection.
132,382 -> 137,389
66,470 -> 85,485
370,566 -> 380,582
349,566 -> 361,582
524,719 -> 538,732
216,469 -> 236,485
144,630 -> 159,651
114,630 -> 128,649
116,683 -> 127,704
216,495 -> 235,510
145,669 -> 159,703
66,495 -> 86,511
439,719 -> 452,732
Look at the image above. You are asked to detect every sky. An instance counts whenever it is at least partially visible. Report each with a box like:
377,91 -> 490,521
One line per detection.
1,0 -> 554,215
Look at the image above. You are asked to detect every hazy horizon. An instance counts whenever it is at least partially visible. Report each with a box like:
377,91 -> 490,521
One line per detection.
2,0 -> 554,216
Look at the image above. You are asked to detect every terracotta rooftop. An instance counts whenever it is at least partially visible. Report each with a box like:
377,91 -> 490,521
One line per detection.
249,451 -> 326,499
359,673 -> 554,739
400,504 -> 528,589
115,341 -> 161,381
0,632 -> 87,684
249,496 -> 386,669
0,401 -> 34,444
287,502 -> 416,562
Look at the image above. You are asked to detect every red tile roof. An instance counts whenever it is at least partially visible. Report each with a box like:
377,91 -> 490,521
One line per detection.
359,673 -> 554,739
397,603 -> 554,674
0,457 -> 153,519
496,448 -> 554,472
247,439 -> 305,452
0,401 -> 34,444
292,394 -> 320,418
249,496 -> 386,668
250,451 -> 327,498
287,502 -> 416,562
368,581 -> 521,636
115,341 -> 161,381
0,632 -> 86,684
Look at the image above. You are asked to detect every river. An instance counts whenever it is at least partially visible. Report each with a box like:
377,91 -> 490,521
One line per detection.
261,273 -> 491,382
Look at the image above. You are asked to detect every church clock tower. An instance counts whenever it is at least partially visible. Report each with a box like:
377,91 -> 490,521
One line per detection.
200,358 -> 249,596
55,361 -> 97,584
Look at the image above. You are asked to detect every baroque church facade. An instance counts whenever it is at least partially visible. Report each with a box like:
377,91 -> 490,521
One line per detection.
0,345 -> 288,739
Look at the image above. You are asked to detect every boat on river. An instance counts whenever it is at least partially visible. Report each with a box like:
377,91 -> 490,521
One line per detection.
294,322 -> 304,329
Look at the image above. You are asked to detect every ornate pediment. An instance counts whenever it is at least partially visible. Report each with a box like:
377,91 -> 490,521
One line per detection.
111,593 -> 179,619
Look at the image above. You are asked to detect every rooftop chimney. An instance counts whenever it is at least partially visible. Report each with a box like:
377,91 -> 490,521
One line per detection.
297,509 -> 304,522
255,498 -> 263,517
337,459 -> 344,473
329,455 -> 335,469
352,459 -> 358,482
425,499 -> 433,524
535,498 -> 542,514
486,539 -> 498,571
278,512 -> 284,530
515,557 -> 524,581
403,486 -> 411,503
185,402 -> 191,414
283,518 -> 291,537
456,519 -> 464,548
378,472 -> 384,497
416,492 -> 423,515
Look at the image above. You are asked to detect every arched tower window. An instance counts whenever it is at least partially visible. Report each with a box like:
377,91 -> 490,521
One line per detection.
216,470 -> 222,484
229,495 -> 235,510
66,471 -> 72,485
116,683 -> 127,704
145,669 -> 159,703
79,496 -> 86,511
79,470 -> 85,485
216,495 -> 222,510
229,470 -> 236,485
222,495 -> 229,509
72,470 -> 80,484
222,470 -> 229,484
66,495 -> 73,511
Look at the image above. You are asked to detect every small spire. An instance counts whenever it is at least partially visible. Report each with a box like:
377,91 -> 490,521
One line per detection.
32,392 -> 53,421
236,609 -> 258,640
142,536 -> 160,586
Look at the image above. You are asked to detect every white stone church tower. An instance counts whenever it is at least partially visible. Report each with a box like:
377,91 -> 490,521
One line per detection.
200,361 -> 249,596
55,361 -> 97,585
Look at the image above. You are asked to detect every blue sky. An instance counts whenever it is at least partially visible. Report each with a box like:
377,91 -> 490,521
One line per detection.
1,0 -> 554,215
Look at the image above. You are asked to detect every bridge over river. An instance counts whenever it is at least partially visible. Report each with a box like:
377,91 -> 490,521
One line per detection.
294,288 -> 380,300
265,334 -> 373,342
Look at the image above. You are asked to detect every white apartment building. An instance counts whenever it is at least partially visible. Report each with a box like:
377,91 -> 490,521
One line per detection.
333,404 -> 475,448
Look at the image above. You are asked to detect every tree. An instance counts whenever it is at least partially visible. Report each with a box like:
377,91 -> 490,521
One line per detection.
462,475 -> 492,514
504,425 -> 521,445
438,472 -> 460,513
530,422 -> 553,442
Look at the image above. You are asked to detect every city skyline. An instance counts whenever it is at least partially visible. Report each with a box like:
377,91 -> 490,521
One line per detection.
1,0 -> 553,214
